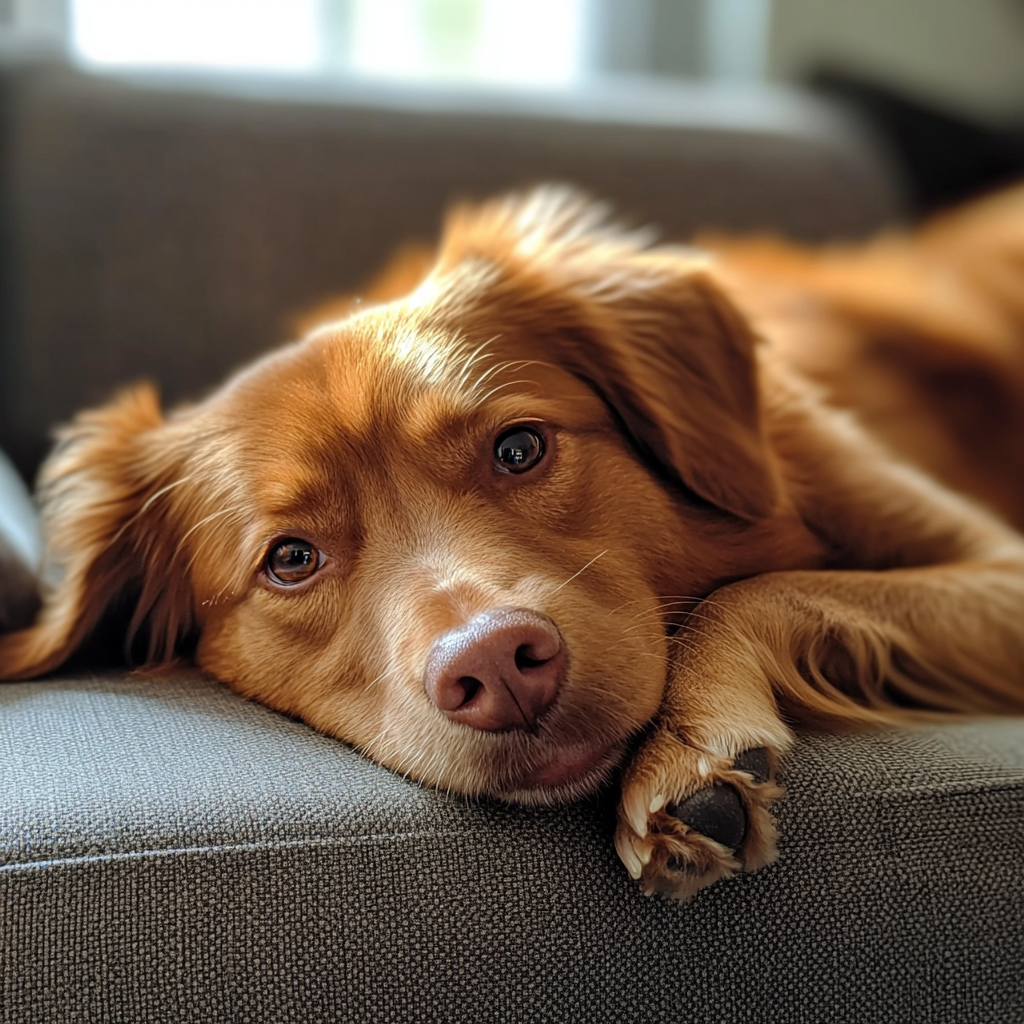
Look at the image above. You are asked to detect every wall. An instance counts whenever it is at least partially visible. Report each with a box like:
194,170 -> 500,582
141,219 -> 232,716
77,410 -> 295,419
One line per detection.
768,0 -> 1024,120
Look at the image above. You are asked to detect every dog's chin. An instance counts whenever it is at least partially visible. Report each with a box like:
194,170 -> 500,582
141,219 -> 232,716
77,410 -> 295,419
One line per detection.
491,737 -> 630,807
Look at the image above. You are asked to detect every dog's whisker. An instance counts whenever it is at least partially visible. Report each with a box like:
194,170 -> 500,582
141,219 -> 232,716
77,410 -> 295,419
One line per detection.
468,378 -> 542,409
182,507 -> 252,575
462,356 -> 537,397
175,505 -> 247,565
106,473 -> 198,550
552,549 -> 609,593
365,666 -> 399,690
611,594 -> 712,621
453,337 -> 502,389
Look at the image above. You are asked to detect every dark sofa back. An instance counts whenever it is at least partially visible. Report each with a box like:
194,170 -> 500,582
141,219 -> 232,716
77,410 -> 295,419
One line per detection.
0,64 -> 900,477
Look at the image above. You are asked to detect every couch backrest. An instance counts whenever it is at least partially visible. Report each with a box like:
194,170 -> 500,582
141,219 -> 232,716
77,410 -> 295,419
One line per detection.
0,64 -> 901,477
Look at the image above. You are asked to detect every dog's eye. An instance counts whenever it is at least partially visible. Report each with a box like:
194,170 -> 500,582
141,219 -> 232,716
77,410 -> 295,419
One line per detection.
494,426 -> 545,473
265,539 -> 322,585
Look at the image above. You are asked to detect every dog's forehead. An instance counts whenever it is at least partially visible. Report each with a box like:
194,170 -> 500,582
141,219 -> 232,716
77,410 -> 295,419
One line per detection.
201,295 -> 601,520
220,308 -> 460,430
264,296 -> 570,437
314,304 -> 494,429
210,300 -> 528,482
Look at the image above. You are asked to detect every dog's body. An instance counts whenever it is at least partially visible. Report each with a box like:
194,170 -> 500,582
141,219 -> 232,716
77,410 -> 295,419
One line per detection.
3,184 -> 1024,898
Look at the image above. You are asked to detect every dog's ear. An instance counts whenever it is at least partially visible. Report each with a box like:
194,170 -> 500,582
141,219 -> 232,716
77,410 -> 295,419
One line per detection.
0,385 -> 194,679
437,188 -> 779,520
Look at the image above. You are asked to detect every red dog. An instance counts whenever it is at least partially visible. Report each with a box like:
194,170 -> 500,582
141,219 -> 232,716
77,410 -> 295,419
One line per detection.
4,185 -> 1024,898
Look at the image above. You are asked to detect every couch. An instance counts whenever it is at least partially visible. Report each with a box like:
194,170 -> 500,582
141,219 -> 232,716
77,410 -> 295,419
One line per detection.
1,63 -> 1022,1024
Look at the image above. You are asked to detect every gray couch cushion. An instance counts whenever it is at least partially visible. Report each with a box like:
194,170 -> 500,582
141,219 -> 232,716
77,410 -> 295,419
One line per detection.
2,672 -> 1022,1023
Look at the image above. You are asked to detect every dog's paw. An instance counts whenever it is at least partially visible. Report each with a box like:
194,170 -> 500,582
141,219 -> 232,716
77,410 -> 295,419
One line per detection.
614,730 -> 785,900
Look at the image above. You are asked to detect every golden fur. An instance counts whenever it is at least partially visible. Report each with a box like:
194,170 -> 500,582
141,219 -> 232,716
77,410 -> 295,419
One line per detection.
4,184 -> 1024,898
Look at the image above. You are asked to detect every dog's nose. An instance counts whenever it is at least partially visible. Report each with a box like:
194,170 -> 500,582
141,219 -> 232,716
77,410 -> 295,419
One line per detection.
424,608 -> 564,731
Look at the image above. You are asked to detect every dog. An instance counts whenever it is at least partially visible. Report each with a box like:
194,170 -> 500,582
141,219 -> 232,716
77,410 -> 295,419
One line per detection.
3,184 -> 1024,899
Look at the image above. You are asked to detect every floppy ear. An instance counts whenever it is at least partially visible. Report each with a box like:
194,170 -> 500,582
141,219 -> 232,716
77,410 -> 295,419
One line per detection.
0,385 -> 194,679
438,187 -> 779,519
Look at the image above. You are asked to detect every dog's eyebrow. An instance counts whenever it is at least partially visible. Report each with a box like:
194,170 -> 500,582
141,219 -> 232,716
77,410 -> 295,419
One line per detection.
390,327 -> 454,385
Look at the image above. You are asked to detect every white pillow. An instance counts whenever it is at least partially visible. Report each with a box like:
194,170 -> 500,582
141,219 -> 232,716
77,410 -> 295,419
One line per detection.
0,450 -> 41,632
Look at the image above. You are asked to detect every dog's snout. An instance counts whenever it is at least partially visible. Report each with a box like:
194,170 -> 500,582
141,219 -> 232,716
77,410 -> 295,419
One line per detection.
424,608 -> 564,731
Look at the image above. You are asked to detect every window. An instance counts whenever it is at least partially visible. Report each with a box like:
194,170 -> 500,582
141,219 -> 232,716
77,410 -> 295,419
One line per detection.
69,0 -> 587,85
71,0 -> 322,72
349,0 -> 584,85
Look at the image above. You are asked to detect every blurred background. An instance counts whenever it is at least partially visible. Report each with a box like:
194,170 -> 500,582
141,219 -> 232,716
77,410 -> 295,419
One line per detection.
0,0 -> 1022,478
0,1 -> 1001,100
3,0 -> 1023,208
0,0 -> 1016,121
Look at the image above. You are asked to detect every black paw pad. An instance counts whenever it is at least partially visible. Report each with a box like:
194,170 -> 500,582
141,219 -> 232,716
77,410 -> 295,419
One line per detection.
667,784 -> 747,850
733,747 -> 771,784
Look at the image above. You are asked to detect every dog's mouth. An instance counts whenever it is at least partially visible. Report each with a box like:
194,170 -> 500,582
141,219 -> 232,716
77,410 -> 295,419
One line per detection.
494,735 -> 629,805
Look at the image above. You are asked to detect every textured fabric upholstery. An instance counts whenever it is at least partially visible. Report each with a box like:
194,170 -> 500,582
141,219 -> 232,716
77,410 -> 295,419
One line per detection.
2,673 -> 1023,1023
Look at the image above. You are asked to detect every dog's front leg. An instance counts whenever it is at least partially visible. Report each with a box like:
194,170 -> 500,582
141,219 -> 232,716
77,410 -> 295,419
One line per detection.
616,549 -> 1024,899
614,378 -> 1024,898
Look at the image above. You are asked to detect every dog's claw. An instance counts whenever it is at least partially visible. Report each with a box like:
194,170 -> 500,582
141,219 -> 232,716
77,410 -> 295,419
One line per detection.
648,792 -> 667,813
733,746 -> 771,784
615,831 -> 644,879
635,835 -> 654,865
624,791 -> 649,838
667,784 -> 747,850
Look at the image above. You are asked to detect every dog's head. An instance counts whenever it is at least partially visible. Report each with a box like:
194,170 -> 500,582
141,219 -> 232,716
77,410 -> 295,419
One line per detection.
2,188 -> 813,802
